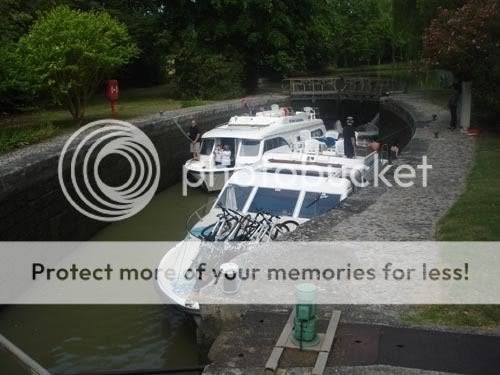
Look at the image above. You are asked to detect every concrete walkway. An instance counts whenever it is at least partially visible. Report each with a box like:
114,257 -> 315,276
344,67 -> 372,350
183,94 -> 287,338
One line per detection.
203,365 -> 460,375
201,93 -> 479,375
288,93 -> 474,241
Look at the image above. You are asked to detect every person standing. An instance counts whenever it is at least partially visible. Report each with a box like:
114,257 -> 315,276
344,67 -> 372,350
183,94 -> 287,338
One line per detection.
221,144 -> 232,167
343,117 -> 356,159
448,81 -> 461,130
189,119 -> 201,160
214,144 -> 222,167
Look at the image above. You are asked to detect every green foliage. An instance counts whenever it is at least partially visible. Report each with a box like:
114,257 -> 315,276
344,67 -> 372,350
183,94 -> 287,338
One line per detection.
168,0 -> 337,92
332,0 -> 393,66
422,0 -> 500,112
97,1 -> 170,87
0,0 -> 58,43
0,42 -> 40,112
0,121 -> 62,153
17,6 -> 139,122
423,1 -> 498,80
174,49 -> 243,100
392,0 -> 467,61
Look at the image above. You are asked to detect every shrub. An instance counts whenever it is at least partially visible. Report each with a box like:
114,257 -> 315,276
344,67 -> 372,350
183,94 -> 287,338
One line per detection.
17,6 -> 139,123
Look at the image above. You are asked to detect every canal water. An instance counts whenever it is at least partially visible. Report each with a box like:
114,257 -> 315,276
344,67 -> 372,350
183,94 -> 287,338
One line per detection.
0,184 -> 215,375
0,92 -> 416,373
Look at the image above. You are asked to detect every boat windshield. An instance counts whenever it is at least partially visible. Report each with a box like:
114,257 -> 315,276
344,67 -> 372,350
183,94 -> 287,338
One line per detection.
239,139 -> 261,157
216,184 -> 253,211
200,138 -> 215,155
299,192 -> 340,219
248,188 -> 299,217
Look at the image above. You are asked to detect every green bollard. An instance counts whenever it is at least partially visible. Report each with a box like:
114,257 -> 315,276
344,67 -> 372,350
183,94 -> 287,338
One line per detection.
292,283 -> 320,347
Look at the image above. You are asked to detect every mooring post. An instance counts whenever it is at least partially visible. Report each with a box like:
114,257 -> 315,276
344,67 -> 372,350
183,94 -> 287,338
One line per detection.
0,334 -> 51,375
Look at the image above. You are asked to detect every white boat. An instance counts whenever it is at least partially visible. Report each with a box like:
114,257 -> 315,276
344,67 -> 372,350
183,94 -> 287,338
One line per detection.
265,135 -> 383,186
158,158 -> 354,313
158,132 -> 388,313
185,104 -> 326,191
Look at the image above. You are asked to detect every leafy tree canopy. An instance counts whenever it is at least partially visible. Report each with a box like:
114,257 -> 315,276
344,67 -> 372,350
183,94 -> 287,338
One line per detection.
17,6 -> 139,122
423,0 -> 499,80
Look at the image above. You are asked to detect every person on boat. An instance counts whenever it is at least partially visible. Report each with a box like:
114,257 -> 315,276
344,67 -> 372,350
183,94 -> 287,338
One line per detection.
214,144 -> 223,167
189,119 -> 201,160
343,117 -> 356,159
221,144 -> 232,167
368,138 -> 381,153
390,142 -> 400,160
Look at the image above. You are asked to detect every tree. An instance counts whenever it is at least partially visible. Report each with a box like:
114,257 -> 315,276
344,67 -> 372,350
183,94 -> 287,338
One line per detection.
392,0 -> 467,61
423,0 -> 500,113
0,0 -> 60,112
165,0 -> 337,93
423,0 -> 498,80
17,6 -> 139,122
332,0 -> 393,66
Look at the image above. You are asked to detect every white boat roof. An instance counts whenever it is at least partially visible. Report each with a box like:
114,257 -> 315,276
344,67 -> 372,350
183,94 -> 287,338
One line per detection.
227,168 -> 351,198
202,109 -> 324,140
262,151 -> 374,167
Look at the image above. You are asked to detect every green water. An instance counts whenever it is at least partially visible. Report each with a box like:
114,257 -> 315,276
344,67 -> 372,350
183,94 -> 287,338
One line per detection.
0,184 -> 215,374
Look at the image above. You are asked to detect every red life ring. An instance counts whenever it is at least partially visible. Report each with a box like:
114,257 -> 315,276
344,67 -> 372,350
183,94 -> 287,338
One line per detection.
282,107 -> 289,116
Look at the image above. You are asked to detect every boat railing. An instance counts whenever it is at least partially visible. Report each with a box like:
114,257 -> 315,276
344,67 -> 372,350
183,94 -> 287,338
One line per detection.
185,198 -> 217,238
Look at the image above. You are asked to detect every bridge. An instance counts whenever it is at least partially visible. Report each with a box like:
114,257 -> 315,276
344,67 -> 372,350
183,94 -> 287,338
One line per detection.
284,76 -> 405,100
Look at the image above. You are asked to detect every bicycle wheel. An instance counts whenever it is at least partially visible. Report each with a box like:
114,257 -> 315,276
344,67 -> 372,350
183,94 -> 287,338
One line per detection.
216,220 -> 236,241
281,220 -> 300,232
269,223 -> 290,240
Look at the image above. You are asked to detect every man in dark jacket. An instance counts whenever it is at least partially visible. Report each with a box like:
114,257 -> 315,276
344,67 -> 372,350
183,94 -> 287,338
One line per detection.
448,82 -> 461,130
343,117 -> 356,158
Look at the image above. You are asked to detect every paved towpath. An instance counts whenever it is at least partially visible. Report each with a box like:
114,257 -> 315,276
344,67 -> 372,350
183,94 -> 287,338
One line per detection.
288,93 -> 474,241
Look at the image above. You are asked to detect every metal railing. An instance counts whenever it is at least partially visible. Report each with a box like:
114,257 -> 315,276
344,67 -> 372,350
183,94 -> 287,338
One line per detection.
284,76 -> 403,99
0,334 -> 51,375
185,198 -> 217,238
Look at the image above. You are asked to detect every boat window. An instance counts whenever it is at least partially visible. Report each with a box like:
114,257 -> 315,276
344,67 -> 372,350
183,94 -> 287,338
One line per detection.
200,138 -> 215,155
311,128 -> 324,137
264,137 -> 289,153
299,192 -> 341,219
239,139 -> 261,157
248,188 -> 299,217
216,184 -> 253,211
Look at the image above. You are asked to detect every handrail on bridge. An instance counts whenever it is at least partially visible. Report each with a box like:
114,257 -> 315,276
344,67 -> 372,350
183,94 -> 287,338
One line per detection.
283,76 -> 403,99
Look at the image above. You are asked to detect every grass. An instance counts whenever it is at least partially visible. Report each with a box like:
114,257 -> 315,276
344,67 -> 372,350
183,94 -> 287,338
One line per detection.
404,134 -> 500,329
0,122 -> 66,153
0,83 -> 215,153
405,305 -> 500,329
436,135 -> 500,241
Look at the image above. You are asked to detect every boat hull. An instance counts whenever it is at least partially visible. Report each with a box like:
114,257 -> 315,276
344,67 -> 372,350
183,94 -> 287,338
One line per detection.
187,168 -> 237,192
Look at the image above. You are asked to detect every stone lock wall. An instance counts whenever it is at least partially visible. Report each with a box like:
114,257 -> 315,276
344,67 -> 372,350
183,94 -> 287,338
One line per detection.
0,95 -> 286,240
